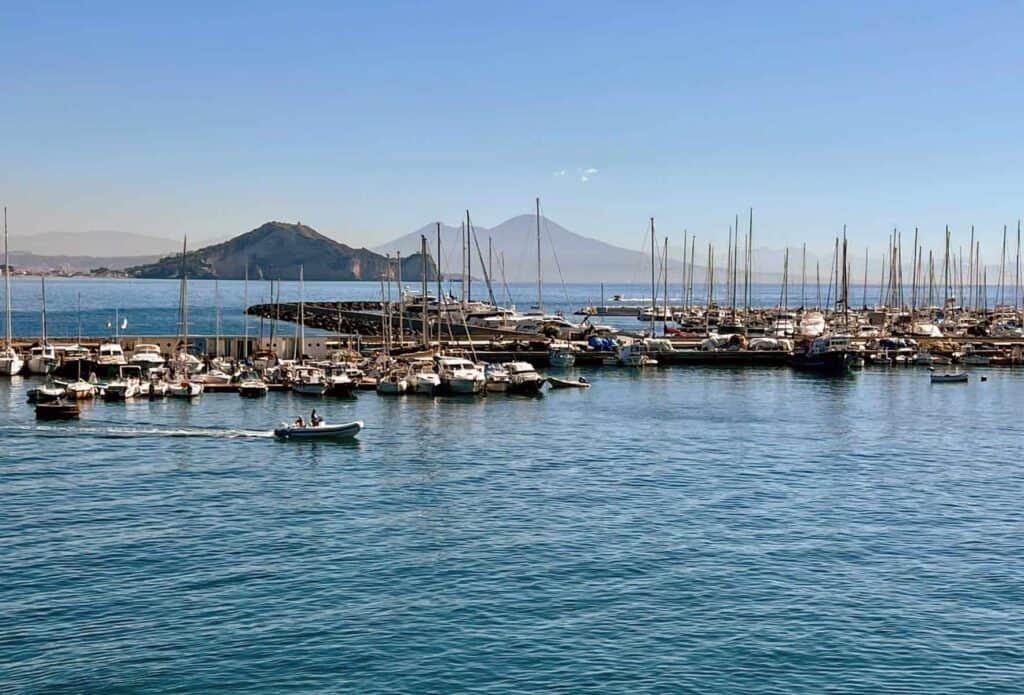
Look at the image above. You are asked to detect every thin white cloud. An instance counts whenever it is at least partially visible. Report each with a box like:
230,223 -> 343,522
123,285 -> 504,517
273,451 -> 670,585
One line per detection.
577,167 -> 599,183
553,169 -> 567,177
584,167 -> 598,176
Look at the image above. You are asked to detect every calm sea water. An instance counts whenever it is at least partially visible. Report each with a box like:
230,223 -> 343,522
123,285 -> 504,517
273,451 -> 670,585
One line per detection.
3,281 -> 1024,692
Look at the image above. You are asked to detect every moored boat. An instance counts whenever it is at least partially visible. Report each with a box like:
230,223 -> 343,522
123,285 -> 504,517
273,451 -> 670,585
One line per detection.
547,376 -> 591,389
36,400 -> 80,420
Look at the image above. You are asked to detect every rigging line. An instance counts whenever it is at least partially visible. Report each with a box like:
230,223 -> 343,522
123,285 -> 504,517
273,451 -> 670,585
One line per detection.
538,201 -> 571,306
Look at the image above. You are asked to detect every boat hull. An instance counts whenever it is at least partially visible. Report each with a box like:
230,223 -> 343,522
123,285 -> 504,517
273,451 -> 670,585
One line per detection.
274,420 -> 363,440
789,351 -> 851,375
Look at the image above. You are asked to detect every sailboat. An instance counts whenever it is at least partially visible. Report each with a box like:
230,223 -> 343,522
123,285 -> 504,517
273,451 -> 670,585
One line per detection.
168,237 -> 203,398
27,277 -> 56,374
0,207 -> 24,375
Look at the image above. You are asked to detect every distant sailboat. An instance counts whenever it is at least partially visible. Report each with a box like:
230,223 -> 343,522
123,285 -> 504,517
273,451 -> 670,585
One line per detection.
0,207 -> 24,376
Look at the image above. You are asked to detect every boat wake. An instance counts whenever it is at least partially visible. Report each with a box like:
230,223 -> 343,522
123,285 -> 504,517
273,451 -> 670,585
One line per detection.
1,424 -> 276,439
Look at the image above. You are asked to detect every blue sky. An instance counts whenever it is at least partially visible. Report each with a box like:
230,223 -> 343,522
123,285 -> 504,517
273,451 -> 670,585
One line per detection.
1,1 -> 1022,257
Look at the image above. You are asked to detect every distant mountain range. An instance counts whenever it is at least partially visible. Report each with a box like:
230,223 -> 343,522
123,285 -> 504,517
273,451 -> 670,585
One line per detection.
9,231 -> 203,257
375,214 -> 679,283
8,214 -> 841,282
127,221 -> 437,281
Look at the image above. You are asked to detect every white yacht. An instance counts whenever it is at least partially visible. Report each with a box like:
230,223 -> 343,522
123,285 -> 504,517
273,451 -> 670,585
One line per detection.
97,342 -> 128,367
130,343 -> 166,371
437,356 -> 485,395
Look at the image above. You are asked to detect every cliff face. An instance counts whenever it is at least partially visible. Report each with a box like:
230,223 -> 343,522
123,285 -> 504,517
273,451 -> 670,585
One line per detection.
128,221 -> 438,281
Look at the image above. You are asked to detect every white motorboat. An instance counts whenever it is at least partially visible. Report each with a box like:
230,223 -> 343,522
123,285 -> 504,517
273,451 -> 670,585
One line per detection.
274,420 -> 363,440
168,378 -> 203,398
96,342 -> 127,368
504,361 -> 544,395
238,372 -> 269,398
437,356 -> 485,395
148,379 -> 169,398
617,341 -> 656,367
194,369 -> 233,386
485,364 -> 509,392
130,343 -> 166,371
376,370 -> 408,395
103,366 -> 142,401
290,366 -> 326,395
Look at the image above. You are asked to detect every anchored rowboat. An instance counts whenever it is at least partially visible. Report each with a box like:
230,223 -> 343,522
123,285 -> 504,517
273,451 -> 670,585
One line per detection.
274,420 -> 363,440
547,376 -> 591,389
930,372 -> 968,384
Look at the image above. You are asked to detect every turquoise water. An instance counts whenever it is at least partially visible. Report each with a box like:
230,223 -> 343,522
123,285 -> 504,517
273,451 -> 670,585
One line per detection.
3,363 -> 1024,692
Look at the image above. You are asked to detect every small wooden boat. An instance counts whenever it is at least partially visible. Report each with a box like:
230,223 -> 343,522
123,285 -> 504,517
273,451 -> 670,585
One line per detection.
547,376 -> 591,389
273,420 -> 363,440
36,400 -> 80,420
930,371 -> 968,384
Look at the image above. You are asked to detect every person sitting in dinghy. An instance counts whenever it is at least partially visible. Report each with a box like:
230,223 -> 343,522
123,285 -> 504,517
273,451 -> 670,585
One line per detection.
295,416 -> 305,428
310,409 -> 322,427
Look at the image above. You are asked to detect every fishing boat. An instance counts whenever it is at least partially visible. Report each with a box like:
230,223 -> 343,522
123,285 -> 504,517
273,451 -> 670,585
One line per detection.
504,361 -> 544,395
273,419 -> 363,440
238,372 -> 269,398
547,376 -> 591,389
930,371 -> 969,384
0,209 -> 23,376
36,400 -> 80,420
789,335 -> 852,375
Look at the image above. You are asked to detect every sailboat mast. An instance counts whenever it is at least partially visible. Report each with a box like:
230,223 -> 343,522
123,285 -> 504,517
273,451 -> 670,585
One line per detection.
536,197 -> 543,312
421,235 -> 429,350
396,250 -> 403,348
465,211 -> 472,303
3,207 -> 10,348
243,261 -> 249,360
732,213 -> 739,317
650,218 -> 656,338
437,223 -> 443,347
663,236 -> 669,331
297,265 -> 305,361
40,277 -> 47,346
214,278 -> 221,358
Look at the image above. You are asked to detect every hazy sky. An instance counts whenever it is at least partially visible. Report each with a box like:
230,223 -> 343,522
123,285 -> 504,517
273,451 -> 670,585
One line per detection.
2,1 -> 1022,257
